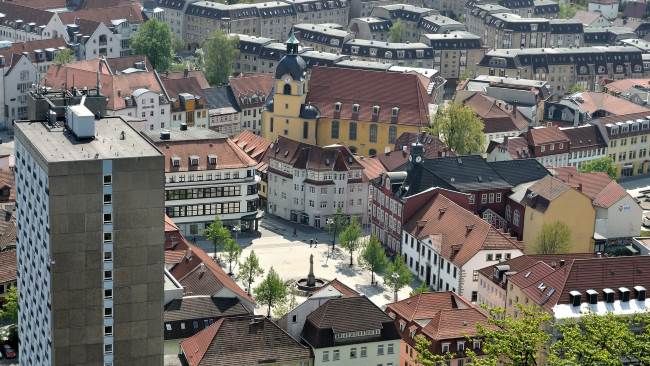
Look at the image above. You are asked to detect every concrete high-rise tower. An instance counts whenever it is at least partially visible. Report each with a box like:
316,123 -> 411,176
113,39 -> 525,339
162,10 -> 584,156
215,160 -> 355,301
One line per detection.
15,109 -> 165,366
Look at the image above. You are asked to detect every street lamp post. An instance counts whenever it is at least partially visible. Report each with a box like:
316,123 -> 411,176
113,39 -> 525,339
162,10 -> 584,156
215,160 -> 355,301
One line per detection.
327,217 -> 338,255
391,272 -> 399,302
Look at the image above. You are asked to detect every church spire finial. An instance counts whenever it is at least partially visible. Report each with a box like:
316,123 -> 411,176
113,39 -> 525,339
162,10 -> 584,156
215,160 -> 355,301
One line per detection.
286,29 -> 299,55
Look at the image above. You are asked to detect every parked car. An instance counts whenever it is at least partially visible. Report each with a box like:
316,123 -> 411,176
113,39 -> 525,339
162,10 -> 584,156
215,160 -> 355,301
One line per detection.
2,344 -> 16,359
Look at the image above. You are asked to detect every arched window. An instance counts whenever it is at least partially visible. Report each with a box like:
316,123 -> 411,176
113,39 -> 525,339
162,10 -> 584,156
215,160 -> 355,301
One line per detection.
283,83 -> 291,95
513,209 -> 520,226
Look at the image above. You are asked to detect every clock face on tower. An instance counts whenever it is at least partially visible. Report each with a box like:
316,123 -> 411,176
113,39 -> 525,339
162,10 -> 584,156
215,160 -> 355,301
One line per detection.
416,156 -> 422,163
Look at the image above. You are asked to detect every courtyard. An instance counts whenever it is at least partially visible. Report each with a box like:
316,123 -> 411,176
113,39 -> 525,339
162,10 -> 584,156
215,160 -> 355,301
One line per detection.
195,215 -> 415,313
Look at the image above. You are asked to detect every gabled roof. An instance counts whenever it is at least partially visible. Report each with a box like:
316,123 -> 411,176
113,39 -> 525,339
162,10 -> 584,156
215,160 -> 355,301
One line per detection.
306,66 -> 432,126
560,124 -> 607,150
0,2 -> 56,28
162,70 -> 210,89
386,292 -> 488,341
0,38 -> 67,70
604,78 -> 650,94
477,253 -> 597,285
398,155 -> 512,197
486,136 -> 532,159
527,126 -> 569,146
164,296 -> 250,322
317,278 -> 360,298
302,296 -> 401,348
266,136 -> 363,172
488,159 -> 550,186
394,132 -> 455,159
181,316 -> 311,366
62,3 -> 145,25
356,156 -> 386,181
572,10 -> 607,26
228,73 -> 274,108
0,249 -> 16,285
162,76 -> 208,102
231,130 -> 272,162
551,167 -> 629,208
523,175 -> 571,212
566,91 -> 650,116
463,93 -> 529,134
9,0 -> 66,10
404,193 -> 523,266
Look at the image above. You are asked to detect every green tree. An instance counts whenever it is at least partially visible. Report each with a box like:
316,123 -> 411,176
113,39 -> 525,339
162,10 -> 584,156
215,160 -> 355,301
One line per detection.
580,156 -> 617,179
237,250 -> 265,293
548,312 -> 639,366
429,102 -> 485,155
358,235 -> 388,285
389,19 -> 405,43
534,221 -> 571,254
385,257 -> 412,301
222,237 -> 242,275
326,208 -> 347,251
409,282 -> 429,296
254,267 -> 287,317
477,306 -> 552,366
559,3 -> 578,19
568,84 -> 586,94
203,30 -> 239,85
0,287 -> 18,323
53,48 -> 75,65
131,19 -> 173,72
273,285 -> 299,318
172,35 -> 185,54
204,217 -> 231,262
414,335 -> 457,365
339,217 -> 362,266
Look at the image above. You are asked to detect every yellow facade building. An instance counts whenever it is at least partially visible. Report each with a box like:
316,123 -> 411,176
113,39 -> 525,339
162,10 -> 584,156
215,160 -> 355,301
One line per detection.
262,32 -> 433,156
595,112 -> 650,178
520,176 -> 596,254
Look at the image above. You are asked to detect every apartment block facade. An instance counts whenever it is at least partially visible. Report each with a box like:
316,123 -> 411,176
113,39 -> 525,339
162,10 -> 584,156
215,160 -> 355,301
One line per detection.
15,114 -> 164,366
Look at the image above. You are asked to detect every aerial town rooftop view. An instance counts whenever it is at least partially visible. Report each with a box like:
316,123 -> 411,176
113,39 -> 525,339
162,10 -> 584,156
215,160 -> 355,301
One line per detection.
0,0 -> 649,365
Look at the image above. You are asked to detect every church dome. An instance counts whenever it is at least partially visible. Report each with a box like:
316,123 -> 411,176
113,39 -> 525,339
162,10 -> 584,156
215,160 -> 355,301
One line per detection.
300,103 -> 320,119
274,30 -> 307,81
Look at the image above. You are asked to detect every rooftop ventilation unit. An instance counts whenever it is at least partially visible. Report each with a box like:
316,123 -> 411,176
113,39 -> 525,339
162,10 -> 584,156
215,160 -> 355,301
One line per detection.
66,104 -> 95,140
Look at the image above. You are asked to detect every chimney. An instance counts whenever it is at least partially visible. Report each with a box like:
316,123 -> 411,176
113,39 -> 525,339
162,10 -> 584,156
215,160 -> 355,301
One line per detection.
559,259 -> 565,267
249,317 -> 264,333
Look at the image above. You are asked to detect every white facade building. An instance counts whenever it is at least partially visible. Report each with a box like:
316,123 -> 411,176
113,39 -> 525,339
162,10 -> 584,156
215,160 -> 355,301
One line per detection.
0,2 -> 69,43
267,137 -> 369,227
110,88 -> 172,131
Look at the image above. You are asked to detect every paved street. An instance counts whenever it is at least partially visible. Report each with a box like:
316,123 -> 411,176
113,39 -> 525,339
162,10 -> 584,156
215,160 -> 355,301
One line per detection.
195,214 -> 414,313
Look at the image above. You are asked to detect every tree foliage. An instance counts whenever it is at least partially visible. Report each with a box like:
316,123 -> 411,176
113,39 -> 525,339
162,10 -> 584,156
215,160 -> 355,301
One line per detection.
389,19 -> 405,43
0,287 -> 18,323
131,19 -> 173,72
222,238 -> 242,275
272,285 -> 299,318
415,335 -> 455,365
580,156 -> 617,179
339,217 -> 362,266
409,282 -> 429,297
385,257 -> 412,301
53,48 -> 75,65
559,3 -> 578,19
429,102 -> 485,155
326,208 -> 347,249
204,217 -> 231,261
203,30 -> 239,85
534,221 -> 571,254
237,250 -> 264,293
359,235 -> 388,285
477,306 -> 552,366
254,267 -> 287,317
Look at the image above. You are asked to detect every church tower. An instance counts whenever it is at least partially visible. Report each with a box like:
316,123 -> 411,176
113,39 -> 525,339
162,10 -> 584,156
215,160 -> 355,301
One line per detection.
262,30 -> 319,144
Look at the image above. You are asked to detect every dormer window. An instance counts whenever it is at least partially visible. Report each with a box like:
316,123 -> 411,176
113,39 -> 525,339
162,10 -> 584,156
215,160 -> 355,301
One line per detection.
352,104 -> 360,113
586,289 -> 598,305
334,102 -> 341,112
392,107 -> 400,118
208,154 -> 217,165
171,156 -> 181,167
373,105 -> 380,116
189,155 -> 199,166
619,287 -> 630,302
604,288 -> 615,303
569,290 -> 581,307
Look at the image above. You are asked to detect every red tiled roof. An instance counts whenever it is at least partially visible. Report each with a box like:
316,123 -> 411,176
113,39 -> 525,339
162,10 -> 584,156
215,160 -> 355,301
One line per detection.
44,60 -> 165,110
552,167 -> 628,208
568,92 -> 650,117
163,71 -> 211,90
560,125 -> 607,150
0,2 -> 56,27
463,93 -> 529,134
404,193 -> 523,266
8,0 -> 66,10
487,136 -> 532,159
527,126 -> 569,146
0,170 -> 15,203
513,256 -> 650,311
306,66 -> 432,126
394,132 -> 455,158
228,73 -> 274,108
62,4 -> 145,25
266,136 -> 363,172
323,278 -> 360,298
181,316 -> 311,366
386,292 -> 488,340
231,130 -> 272,162
0,249 -> 16,285
58,13 -> 103,37
161,77 -> 208,101
604,78 -> 650,94
0,38 -> 67,67
527,175 -> 571,202
158,137 -> 256,172
356,156 -> 386,181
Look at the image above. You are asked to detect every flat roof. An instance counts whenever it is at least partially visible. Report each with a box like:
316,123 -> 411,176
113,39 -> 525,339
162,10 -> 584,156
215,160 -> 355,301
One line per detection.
143,127 -> 227,143
16,116 -> 161,162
